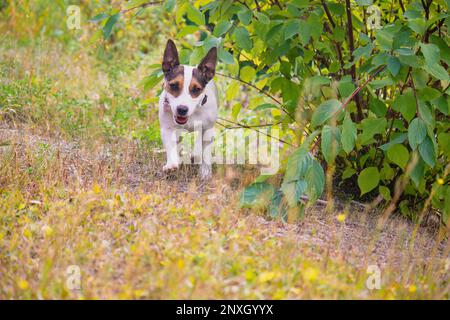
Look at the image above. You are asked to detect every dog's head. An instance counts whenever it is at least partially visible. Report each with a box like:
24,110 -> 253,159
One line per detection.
162,39 -> 217,125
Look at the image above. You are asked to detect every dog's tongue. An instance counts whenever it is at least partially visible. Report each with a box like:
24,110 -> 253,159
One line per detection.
175,116 -> 188,124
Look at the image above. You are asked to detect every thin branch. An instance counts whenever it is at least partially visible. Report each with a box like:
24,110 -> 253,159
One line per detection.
322,21 -> 345,73
399,0 -> 405,13
216,72 -> 296,122
254,0 -> 261,11
311,65 -> 386,152
121,1 -> 163,14
410,72 -> 420,116
217,118 -> 282,129
321,0 -> 335,28
345,0 -> 364,121
272,0 -> 283,10
216,120 -> 294,146
340,65 -> 386,111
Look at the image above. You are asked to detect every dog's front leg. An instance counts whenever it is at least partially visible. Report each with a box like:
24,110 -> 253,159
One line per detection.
200,127 -> 214,179
161,128 -> 180,172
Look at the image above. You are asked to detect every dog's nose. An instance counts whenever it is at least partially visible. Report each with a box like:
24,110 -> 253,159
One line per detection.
176,105 -> 188,116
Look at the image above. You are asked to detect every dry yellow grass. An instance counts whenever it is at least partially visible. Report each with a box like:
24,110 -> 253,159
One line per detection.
0,128 -> 448,299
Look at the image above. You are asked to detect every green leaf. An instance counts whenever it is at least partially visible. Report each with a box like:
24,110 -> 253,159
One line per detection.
418,101 -> 433,126
240,66 -> 256,83
225,82 -> 239,101
218,47 -> 234,64
359,118 -> 387,145
410,157 -> 425,188
102,13 -> 120,39
338,81 -> 355,98
408,18 -> 427,35
379,133 -> 407,151
380,163 -> 395,181
234,27 -> 252,51
434,96 -> 449,115
387,56 -> 401,76
141,73 -> 163,91
268,190 -> 286,219
240,182 -> 275,208
231,103 -> 242,120
307,13 -> 323,40
387,144 -> 409,169
254,12 -> 270,24
358,167 -> 380,196
177,25 -> 199,37
213,20 -> 232,37
163,0 -> 176,11
186,4 -> 205,26
379,186 -> 391,201
342,167 -> 356,180
304,160 -> 325,202
311,99 -> 342,128
369,98 -> 387,117
424,63 -> 450,81
444,187 -> 450,225
237,8 -> 252,26
284,20 -> 300,40
418,87 -> 441,101
281,180 -> 306,207
341,115 -> 357,154
353,43 -> 374,62
369,78 -> 394,89
90,13 -> 108,23
420,43 -> 440,65
375,26 -> 395,50
290,0 -> 309,8
420,42 -> 450,81
418,136 -> 436,167
284,148 -> 313,183
392,89 -> 416,123
254,103 -> 279,111
321,125 -> 341,164
438,132 -> 450,158
408,118 -> 427,150
356,0 -> 373,5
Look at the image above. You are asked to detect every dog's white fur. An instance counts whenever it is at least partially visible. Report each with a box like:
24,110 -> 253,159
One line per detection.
158,65 -> 218,179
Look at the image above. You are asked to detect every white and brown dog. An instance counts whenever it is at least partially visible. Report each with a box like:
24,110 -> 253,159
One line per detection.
158,40 -> 218,179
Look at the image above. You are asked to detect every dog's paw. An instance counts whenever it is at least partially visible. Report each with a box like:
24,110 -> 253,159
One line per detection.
199,164 -> 212,180
163,162 -> 179,172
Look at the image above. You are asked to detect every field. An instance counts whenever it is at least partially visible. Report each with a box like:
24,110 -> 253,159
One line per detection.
0,1 -> 449,299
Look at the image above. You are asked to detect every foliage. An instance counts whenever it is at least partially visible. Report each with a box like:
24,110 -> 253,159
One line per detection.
94,0 -> 449,225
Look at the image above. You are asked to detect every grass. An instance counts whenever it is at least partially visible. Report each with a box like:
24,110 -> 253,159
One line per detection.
0,6 -> 449,299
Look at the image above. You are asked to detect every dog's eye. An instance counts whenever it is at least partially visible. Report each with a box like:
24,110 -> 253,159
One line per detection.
169,83 -> 179,90
191,86 -> 200,94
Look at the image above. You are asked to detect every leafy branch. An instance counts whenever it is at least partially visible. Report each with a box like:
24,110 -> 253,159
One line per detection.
121,1 -> 164,14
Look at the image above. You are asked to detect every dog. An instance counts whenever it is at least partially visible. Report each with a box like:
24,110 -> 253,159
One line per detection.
158,39 -> 218,179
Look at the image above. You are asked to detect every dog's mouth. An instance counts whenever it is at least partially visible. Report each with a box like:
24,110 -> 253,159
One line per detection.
174,115 -> 189,125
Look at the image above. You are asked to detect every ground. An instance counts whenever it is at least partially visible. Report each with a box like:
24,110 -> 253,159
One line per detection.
1,126 -> 448,299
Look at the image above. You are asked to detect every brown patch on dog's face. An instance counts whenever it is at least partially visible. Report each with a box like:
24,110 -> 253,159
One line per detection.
164,65 -> 184,97
189,68 -> 206,98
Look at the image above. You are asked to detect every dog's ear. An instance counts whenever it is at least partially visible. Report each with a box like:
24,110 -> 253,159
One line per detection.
162,39 -> 180,75
198,47 -> 217,82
